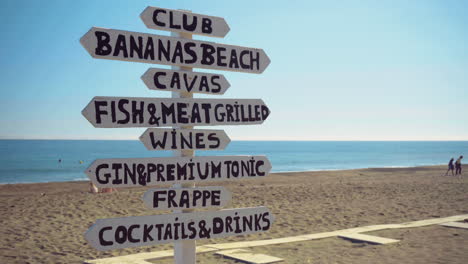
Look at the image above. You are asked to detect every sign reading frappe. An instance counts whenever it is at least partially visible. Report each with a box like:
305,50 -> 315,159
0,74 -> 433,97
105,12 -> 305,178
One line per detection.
142,186 -> 231,210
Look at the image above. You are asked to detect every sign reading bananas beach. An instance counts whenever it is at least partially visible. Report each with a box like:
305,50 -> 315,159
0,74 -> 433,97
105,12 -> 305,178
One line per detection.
81,5 -> 273,262
80,27 -> 270,74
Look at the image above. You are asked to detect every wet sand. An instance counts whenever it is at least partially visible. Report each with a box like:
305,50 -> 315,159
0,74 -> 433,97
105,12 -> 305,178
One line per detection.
1,165 -> 467,264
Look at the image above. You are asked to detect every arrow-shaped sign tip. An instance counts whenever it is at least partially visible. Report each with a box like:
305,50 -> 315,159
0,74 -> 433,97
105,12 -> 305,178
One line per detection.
259,50 -> 271,74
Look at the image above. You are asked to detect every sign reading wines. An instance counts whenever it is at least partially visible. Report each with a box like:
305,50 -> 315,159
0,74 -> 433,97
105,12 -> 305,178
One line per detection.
80,27 -> 270,74
142,186 -> 231,210
85,207 -> 274,251
81,5 -> 273,261
139,128 -> 230,151
140,7 -> 230,38
141,68 -> 230,95
82,97 -> 270,128
85,156 -> 272,188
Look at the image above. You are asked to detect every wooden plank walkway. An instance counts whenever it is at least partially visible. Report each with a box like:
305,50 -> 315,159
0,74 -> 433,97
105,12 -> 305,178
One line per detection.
216,249 -> 283,264
338,233 -> 400,245
439,221 -> 468,229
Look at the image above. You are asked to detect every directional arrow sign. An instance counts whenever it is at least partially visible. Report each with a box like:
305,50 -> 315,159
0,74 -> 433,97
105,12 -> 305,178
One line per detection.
85,156 -> 272,188
80,27 -> 270,74
140,6 -> 230,38
82,96 -> 270,128
142,187 -> 231,210
141,68 -> 230,95
85,206 -> 274,251
139,128 -> 230,151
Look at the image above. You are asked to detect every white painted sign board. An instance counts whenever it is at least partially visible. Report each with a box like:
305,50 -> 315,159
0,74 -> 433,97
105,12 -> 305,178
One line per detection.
140,6 -> 230,38
80,27 -> 270,74
85,155 -> 272,188
141,68 -> 230,95
142,186 -> 231,210
85,206 -> 274,251
82,96 -> 270,128
139,128 -> 230,151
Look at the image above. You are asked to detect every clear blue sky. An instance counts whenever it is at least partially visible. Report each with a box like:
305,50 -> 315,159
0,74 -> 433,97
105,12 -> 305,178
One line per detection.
1,0 -> 467,140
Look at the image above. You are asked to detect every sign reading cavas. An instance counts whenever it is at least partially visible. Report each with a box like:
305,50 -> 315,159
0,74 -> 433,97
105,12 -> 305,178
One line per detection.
141,68 -> 230,95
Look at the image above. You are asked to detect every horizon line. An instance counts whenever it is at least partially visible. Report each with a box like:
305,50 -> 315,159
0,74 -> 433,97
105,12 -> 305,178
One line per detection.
1,138 -> 467,142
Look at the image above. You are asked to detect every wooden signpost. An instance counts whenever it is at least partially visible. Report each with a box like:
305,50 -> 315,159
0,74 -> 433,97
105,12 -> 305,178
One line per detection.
141,68 -> 230,95
81,5 -> 272,264
139,128 -> 231,151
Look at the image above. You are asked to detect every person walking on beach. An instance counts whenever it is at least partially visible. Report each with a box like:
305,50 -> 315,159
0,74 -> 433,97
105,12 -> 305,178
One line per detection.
445,158 -> 455,176
455,155 -> 463,175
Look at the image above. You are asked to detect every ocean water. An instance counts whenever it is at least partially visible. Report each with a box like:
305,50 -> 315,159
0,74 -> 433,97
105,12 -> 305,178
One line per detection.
0,140 -> 466,184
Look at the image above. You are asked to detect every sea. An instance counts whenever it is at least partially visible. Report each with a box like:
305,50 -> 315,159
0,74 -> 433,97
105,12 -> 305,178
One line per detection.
0,140 -> 466,184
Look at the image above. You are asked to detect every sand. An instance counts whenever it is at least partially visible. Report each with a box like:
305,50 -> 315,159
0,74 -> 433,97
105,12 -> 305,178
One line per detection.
1,165 -> 467,264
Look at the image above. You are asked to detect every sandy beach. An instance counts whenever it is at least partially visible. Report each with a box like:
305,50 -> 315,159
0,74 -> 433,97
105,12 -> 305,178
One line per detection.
1,165 -> 467,264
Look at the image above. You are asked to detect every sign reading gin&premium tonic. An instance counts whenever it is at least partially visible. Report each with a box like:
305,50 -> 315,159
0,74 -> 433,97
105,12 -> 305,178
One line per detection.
85,156 -> 272,188
82,97 -> 270,128
80,27 -> 270,74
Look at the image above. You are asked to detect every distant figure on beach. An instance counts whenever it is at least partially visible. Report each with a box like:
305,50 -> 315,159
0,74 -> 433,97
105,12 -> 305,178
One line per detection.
455,156 -> 463,175
445,158 -> 454,176
58,159 -> 61,163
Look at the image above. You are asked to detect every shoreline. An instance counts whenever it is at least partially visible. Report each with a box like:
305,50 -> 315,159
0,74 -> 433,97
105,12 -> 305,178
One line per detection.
0,164 -> 452,186
1,165 -> 467,263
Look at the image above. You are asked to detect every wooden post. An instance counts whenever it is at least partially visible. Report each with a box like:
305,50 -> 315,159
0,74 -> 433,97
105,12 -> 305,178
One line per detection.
171,17 -> 196,264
